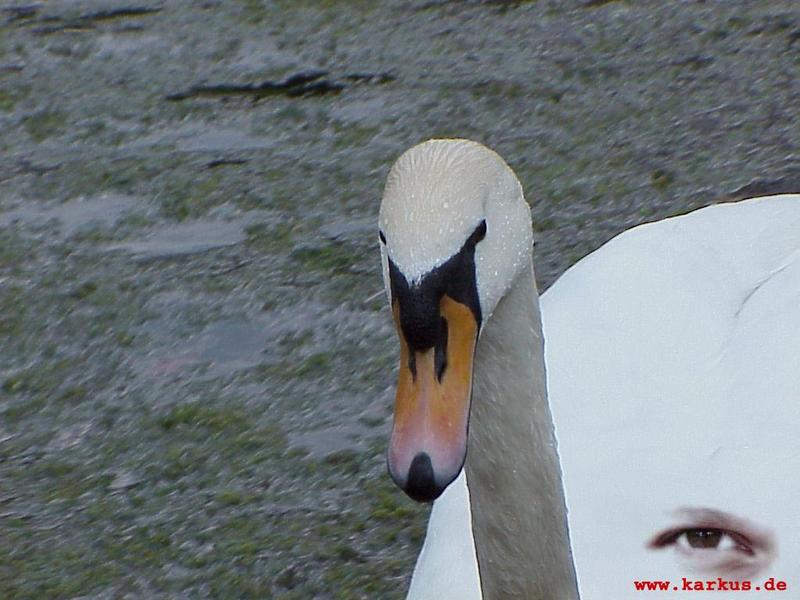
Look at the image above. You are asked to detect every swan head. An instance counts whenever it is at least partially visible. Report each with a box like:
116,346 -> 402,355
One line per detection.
379,139 -> 532,502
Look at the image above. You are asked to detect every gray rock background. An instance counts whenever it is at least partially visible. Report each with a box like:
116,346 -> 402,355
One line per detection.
0,0 -> 798,597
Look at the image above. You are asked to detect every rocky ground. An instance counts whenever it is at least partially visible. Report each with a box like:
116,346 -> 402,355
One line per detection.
0,0 -> 798,597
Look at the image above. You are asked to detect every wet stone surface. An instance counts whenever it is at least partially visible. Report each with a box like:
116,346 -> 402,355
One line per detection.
0,0 -> 798,597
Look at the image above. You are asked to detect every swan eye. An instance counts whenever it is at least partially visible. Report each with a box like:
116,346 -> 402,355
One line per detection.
379,231 -> 387,244
469,220 -> 487,245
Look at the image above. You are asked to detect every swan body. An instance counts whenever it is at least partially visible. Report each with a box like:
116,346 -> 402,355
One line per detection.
407,193 -> 800,599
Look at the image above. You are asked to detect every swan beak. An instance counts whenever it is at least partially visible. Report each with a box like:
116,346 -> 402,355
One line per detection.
388,296 -> 478,503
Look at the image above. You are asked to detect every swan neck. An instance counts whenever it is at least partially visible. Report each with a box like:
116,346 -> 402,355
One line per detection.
465,262 -> 579,600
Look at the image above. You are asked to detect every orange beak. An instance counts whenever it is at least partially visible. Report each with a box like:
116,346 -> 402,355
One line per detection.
387,295 -> 479,502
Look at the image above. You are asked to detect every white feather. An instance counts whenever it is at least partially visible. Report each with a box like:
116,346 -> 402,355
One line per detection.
405,194 -> 800,599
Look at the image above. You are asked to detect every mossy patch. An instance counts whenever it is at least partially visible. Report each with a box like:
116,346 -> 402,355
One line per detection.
22,110 -> 67,142
0,90 -> 16,112
160,402 -> 250,433
291,242 -> 358,274
651,168 -> 674,190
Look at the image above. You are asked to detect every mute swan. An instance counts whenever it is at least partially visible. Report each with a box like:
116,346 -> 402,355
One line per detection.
379,139 -> 580,600
387,142 -> 800,599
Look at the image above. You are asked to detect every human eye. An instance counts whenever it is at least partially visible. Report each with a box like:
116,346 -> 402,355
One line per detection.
648,509 -> 774,577
652,527 -> 753,556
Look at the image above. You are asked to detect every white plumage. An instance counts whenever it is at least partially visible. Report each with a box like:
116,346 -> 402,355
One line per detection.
406,193 -> 800,599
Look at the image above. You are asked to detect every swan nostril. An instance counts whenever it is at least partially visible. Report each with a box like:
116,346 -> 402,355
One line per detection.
434,317 -> 448,382
404,452 -> 443,503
